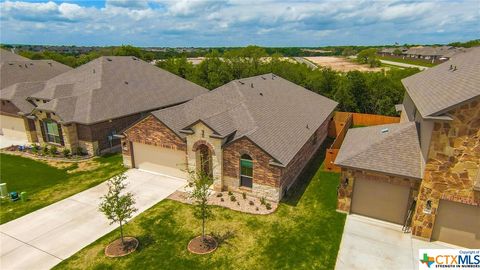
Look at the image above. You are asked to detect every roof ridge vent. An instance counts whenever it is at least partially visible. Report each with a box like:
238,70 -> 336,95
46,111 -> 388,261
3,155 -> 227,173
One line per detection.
381,128 -> 389,133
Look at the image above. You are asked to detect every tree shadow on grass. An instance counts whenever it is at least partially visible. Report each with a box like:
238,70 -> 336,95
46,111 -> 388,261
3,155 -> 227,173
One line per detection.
211,230 -> 236,247
282,137 -> 333,207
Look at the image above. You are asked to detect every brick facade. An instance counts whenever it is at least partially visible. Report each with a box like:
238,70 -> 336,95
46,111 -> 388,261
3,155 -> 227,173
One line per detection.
122,115 -> 187,167
122,114 -> 332,202
411,98 -> 480,240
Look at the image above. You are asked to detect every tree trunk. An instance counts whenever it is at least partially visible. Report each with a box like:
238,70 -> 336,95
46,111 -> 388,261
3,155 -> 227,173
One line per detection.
202,215 -> 205,241
119,220 -> 125,247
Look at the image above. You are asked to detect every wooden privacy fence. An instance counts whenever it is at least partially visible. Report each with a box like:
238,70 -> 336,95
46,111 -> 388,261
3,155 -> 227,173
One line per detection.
324,112 -> 400,173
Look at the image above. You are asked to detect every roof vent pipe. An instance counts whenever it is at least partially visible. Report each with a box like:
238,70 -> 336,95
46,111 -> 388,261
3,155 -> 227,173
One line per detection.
251,83 -> 254,88
381,128 -> 389,133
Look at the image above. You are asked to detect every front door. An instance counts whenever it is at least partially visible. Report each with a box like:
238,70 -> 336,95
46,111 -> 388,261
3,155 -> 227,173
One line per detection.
197,144 -> 212,177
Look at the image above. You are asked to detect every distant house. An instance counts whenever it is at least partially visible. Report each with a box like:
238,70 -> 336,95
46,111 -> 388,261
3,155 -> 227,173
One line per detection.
0,49 -> 72,141
121,74 -> 337,201
335,48 -> 480,248
403,46 -> 467,61
379,47 -> 407,56
26,56 -> 207,155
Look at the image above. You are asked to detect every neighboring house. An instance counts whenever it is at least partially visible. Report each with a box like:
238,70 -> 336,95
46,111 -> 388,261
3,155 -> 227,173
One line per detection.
335,48 -> 480,248
0,48 -> 72,141
121,74 -> 337,201
402,46 -> 467,61
26,56 -> 207,155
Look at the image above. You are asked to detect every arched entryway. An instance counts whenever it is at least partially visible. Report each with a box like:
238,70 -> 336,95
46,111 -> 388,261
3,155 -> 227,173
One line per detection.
197,144 -> 212,177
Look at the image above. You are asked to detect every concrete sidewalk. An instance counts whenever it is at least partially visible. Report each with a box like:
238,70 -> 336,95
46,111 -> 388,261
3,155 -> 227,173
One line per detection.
0,169 -> 186,270
335,215 -> 460,270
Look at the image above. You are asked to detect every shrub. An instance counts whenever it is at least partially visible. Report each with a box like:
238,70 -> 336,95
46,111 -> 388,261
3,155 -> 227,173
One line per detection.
242,192 -> 247,200
249,200 -> 254,206
228,191 -> 233,196
260,197 -> 266,205
42,146 -> 49,155
216,193 -> 223,198
220,198 -> 224,202
50,146 -> 58,155
230,195 -> 236,202
255,207 -> 259,211
76,146 -> 84,156
31,145 -> 39,154
62,149 -> 71,157
265,203 -> 272,210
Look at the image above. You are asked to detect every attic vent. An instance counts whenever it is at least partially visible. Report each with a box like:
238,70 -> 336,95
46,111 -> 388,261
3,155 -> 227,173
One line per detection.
124,81 -> 129,85
250,83 -> 254,88
106,58 -> 112,61
24,64 -> 28,68
8,63 -> 13,65
306,124 -> 309,129
271,74 -> 276,79
453,66 -> 457,71
381,128 -> 389,133
261,76 -> 266,80
132,57 -> 137,60
30,63 -> 33,65
238,81 -> 244,85
93,69 -> 96,73
259,92 -> 263,96
48,62 -> 52,66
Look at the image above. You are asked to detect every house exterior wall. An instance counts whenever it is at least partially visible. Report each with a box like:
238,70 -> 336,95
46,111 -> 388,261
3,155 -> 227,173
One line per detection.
400,93 -> 416,123
280,117 -> 330,195
185,122 -> 223,190
411,98 -> 480,240
34,111 -> 74,151
0,100 -> 21,116
122,114 -> 187,168
223,137 -> 283,201
337,168 -> 420,213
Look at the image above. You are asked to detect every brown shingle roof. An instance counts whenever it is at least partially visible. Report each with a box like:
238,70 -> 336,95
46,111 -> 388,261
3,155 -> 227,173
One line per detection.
0,82 -> 46,114
402,47 -> 480,117
334,122 -> 423,179
0,48 -> 29,62
151,74 -> 338,166
0,60 -> 72,89
32,56 -> 208,124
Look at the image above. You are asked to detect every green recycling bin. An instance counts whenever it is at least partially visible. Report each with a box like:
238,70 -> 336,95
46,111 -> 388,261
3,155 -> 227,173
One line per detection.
20,192 -> 27,202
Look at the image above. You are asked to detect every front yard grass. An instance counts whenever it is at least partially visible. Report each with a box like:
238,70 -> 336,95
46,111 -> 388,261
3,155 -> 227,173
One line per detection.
379,56 -> 437,67
0,153 -> 126,224
55,150 -> 346,270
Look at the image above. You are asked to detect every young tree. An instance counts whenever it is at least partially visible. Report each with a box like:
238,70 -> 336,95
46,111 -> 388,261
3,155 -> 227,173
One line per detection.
187,169 -> 214,242
99,174 -> 137,247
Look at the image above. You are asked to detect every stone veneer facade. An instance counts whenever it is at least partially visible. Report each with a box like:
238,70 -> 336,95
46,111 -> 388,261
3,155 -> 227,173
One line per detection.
411,99 -> 480,240
336,98 -> 480,242
122,114 -> 333,202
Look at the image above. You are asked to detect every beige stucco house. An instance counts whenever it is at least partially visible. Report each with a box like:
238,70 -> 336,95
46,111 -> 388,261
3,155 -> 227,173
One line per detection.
121,74 -> 338,201
335,47 -> 480,248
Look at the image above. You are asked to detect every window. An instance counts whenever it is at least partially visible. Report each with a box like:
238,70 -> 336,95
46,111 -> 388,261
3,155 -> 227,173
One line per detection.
43,120 -> 62,144
240,154 -> 253,188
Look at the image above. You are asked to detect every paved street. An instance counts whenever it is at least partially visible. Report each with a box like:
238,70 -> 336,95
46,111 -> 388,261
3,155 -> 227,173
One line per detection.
0,169 -> 186,270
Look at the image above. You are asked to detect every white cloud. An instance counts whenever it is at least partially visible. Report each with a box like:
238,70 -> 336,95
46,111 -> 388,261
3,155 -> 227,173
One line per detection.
0,0 -> 477,46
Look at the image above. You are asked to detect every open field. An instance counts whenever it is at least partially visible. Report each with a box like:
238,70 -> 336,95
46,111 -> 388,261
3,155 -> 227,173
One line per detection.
0,153 -> 126,224
304,56 -> 385,72
55,146 -> 346,270
379,56 -> 437,67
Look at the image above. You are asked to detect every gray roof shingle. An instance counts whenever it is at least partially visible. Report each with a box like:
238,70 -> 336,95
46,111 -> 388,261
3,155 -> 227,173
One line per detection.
334,122 -> 423,179
152,74 -> 338,166
402,47 -> 480,117
0,48 -> 29,62
32,56 -> 208,124
0,60 -> 72,89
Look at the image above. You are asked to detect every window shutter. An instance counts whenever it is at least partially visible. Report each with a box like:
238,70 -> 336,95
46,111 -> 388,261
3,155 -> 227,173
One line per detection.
57,123 -> 65,146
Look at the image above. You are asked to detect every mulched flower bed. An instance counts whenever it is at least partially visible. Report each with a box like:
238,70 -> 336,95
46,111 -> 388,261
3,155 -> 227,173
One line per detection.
2,145 -> 92,162
187,235 -> 218,254
105,237 -> 139,258
168,190 -> 277,215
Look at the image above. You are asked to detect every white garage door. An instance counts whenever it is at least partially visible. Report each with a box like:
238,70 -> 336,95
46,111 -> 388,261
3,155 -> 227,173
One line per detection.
352,176 -> 411,224
0,115 -> 27,140
133,142 -> 186,179
432,200 -> 480,248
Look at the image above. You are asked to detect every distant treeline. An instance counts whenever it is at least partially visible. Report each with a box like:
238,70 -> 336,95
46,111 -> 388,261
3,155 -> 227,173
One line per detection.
157,46 -> 420,116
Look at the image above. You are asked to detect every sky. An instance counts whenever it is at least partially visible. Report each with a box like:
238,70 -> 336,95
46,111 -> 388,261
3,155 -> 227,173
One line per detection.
0,0 -> 478,47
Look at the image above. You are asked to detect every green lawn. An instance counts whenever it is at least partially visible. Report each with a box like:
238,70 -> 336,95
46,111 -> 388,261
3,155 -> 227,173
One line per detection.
0,153 -> 126,224
55,149 -> 346,270
379,56 -> 437,67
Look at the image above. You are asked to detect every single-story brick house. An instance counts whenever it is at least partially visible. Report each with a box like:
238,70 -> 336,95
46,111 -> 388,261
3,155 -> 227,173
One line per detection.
0,49 -> 72,141
335,47 -> 480,248
25,56 -> 207,155
121,74 -> 338,201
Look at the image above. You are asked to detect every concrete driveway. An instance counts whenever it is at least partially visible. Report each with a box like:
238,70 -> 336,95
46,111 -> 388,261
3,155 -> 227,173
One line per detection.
0,169 -> 186,270
335,215 -> 460,270
0,135 -> 28,149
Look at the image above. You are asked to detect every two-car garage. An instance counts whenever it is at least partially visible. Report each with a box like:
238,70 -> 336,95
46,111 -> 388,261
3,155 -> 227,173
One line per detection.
131,142 -> 187,179
0,114 -> 28,140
